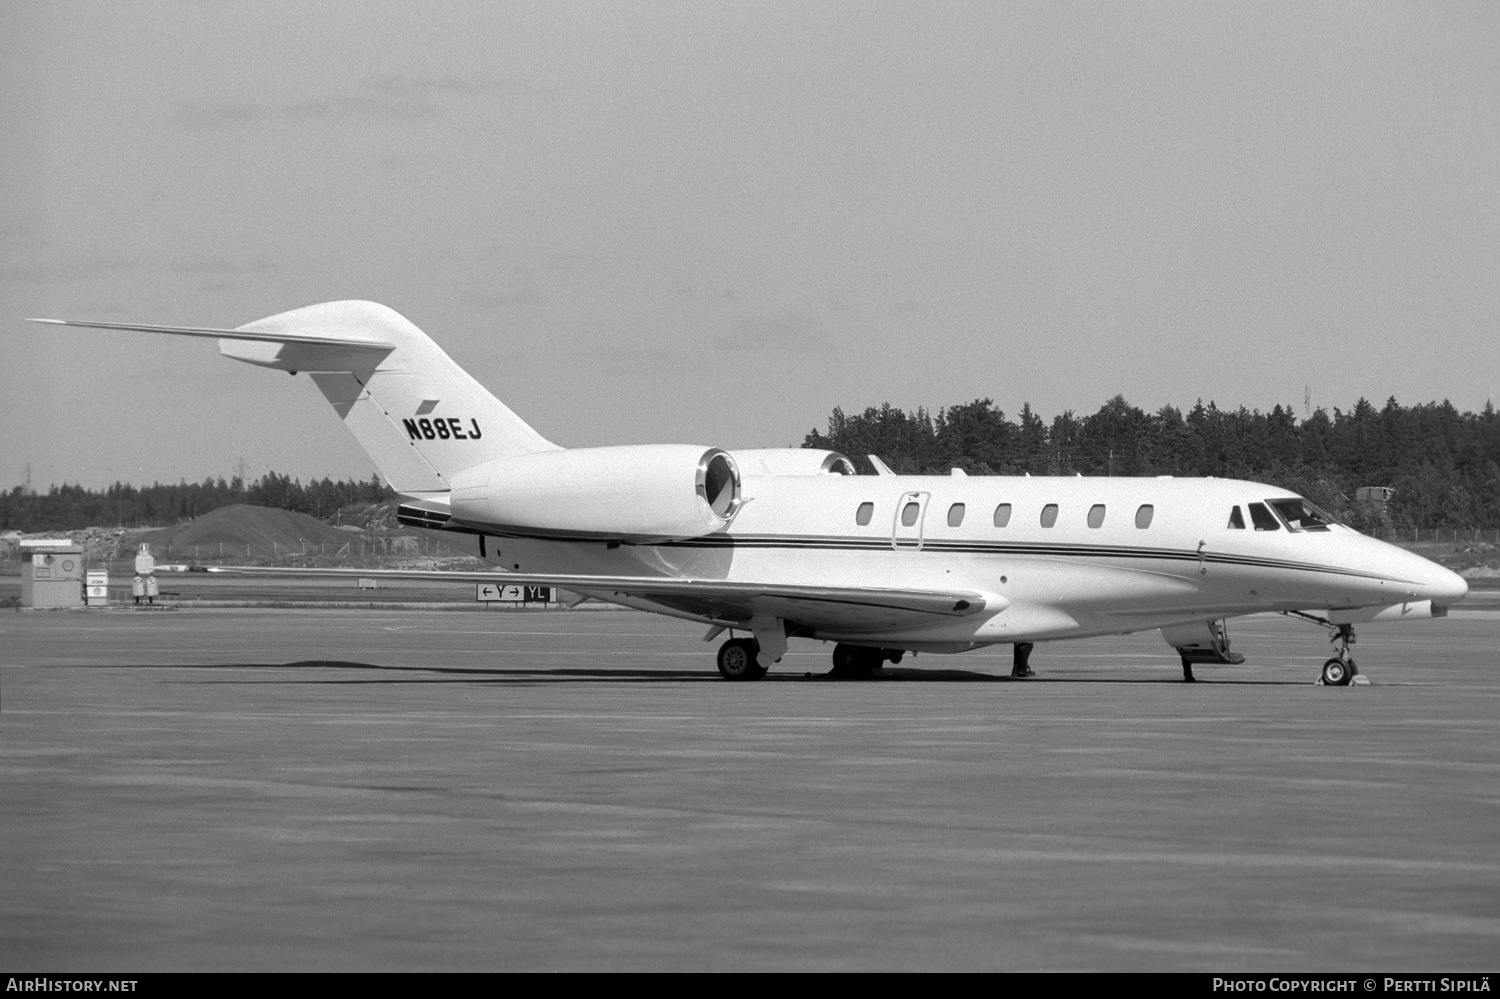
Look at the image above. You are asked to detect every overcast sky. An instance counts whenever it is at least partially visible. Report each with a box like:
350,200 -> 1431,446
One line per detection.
4,1 -> 1497,491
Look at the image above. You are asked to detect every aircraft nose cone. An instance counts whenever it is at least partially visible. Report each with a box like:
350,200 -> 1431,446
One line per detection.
1377,538 -> 1469,608
1425,563 -> 1469,607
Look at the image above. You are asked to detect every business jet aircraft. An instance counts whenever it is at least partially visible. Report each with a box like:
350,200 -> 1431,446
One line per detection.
31,301 -> 1468,684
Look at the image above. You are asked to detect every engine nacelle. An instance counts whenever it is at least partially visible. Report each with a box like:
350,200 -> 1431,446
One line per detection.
730,448 -> 856,476
449,444 -> 741,541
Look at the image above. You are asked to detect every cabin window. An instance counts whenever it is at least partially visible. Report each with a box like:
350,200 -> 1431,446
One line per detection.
1248,502 -> 1280,531
1040,504 -> 1058,528
1087,504 -> 1106,529
855,502 -> 874,526
1135,504 -> 1154,529
947,503 -> 966,527
1267,497 -> 1335,532
993,503 -> 1012,528
1228,506 -> 1245,529
901,501 -> 920,527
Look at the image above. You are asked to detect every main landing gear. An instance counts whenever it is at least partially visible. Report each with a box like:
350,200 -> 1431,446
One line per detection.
1320,623 -> 1359,687
828,643 -> 902,679
716,637 -> 768,681
715,638 -> 904,680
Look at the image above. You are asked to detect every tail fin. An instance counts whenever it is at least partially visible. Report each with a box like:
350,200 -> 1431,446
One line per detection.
229,301 -> 558,495
32,301 -> 558,495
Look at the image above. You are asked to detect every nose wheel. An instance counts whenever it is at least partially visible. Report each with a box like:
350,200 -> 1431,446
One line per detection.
1318,624 -> 1358,686
1320,656 -> 1356,685
1281,612 -> 1367,686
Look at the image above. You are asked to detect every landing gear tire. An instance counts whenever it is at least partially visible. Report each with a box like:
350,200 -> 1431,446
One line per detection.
1321,657 -> 1356,687
718,638 -> 767,681
1318,623 -> 1359,686
829,643 -> 882,679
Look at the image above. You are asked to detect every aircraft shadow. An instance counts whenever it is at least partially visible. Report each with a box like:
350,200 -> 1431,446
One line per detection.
867,667 -> 1308,685
147,659 -> 1315,686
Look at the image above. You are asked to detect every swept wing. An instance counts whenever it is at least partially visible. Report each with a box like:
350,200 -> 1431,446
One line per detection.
179,564 -> 989,632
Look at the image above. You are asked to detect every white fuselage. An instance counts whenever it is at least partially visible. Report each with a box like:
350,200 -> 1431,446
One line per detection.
35,300 -> 1470,660
475,473 -> 1468,653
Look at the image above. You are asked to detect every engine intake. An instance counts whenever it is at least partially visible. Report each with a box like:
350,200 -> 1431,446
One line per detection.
449,444 -> 741,542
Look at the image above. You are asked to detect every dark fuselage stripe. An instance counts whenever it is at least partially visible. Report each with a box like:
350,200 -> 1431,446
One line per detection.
655,534 -> 1391,581
459,521 -> 1398,585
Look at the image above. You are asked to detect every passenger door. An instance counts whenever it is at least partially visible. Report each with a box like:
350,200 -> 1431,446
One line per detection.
892,491 -> 930,550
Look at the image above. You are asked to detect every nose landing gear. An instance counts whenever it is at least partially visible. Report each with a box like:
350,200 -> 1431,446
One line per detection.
1282,612 -> 1362,686
1319,623 -> 1358,686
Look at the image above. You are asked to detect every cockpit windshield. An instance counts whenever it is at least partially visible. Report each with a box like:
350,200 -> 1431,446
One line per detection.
1248,502 -> 1280,531
1267,497 -> 1336,532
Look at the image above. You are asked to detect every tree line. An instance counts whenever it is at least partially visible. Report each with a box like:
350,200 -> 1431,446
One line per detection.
1,472 -> 394,532
6,395 -> 1497,532
804,396 -> 1500,530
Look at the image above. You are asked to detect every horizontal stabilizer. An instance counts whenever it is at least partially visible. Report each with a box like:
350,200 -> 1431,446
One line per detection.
29,301 -> 559,496
25,317 -> 394,350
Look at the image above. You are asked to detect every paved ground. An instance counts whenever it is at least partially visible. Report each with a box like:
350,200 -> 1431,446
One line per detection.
1,608 -> 1496,971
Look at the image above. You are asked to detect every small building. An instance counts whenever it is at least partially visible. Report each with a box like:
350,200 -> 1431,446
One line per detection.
20,539 -> 85,608
86,570 -> 110,607
1356,486 -> 1395,504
